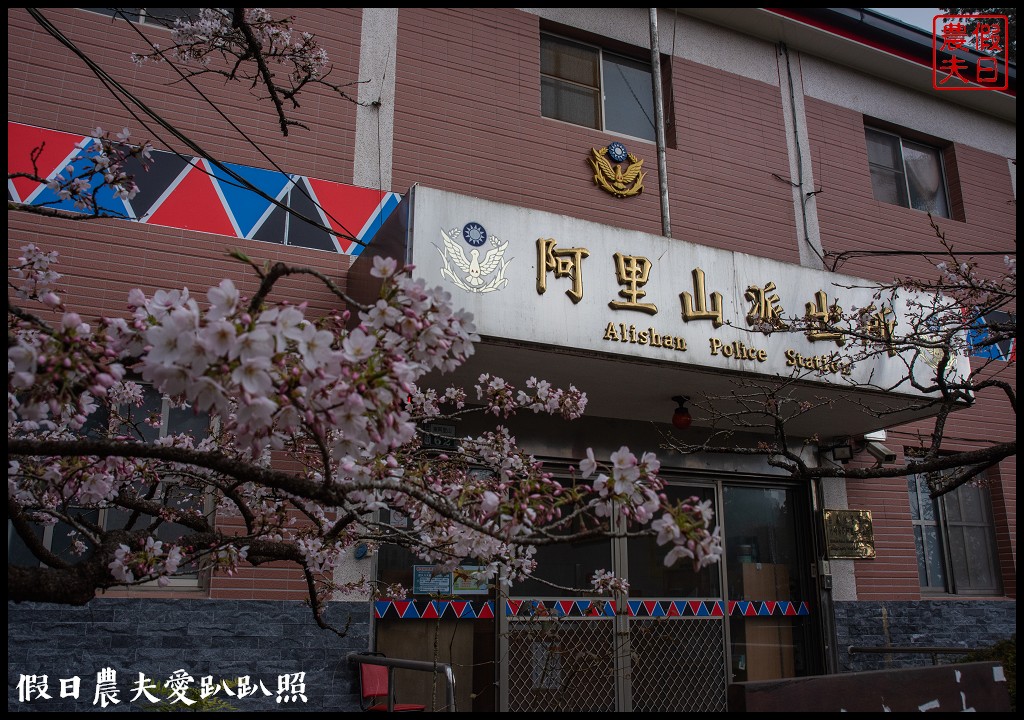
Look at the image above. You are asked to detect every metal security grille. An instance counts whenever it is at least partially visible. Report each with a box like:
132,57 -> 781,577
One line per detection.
506,615 -> 727,712
629,617 -> 728,712
507,617 -> 617,711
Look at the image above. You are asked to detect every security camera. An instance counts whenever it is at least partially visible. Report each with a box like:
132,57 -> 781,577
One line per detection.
865,441 -> 896,464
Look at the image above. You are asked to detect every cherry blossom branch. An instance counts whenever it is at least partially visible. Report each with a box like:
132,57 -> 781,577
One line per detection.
130,8 -> 369,137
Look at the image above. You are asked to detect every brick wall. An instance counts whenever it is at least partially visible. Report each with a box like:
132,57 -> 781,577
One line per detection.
7,8 -> 364,183
390,9 -> 799,260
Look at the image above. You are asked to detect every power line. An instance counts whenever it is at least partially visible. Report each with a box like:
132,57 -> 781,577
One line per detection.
26,8 -> 364,247
113,9 -> 364,244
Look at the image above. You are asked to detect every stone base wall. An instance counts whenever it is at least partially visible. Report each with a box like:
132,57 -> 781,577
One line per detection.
834,600 -> 1016,673
8,599 -> 370,712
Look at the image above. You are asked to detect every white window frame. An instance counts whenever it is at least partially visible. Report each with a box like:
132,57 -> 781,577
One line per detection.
541,31 -> 657,143
865,126 -> 952,218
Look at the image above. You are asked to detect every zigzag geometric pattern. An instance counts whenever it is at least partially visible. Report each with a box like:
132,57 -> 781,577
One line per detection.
371,598 -> 811,620
965,309 -> 1016,362
8,122 -> 399,256
375,600 -> 496,620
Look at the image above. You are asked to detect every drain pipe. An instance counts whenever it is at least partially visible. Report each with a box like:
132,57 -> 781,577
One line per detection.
649,7 -> 671,238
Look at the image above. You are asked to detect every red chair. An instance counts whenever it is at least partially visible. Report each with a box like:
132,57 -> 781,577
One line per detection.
358,657 -> 426,712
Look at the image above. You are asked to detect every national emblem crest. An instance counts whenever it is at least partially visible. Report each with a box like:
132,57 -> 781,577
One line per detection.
435,225 -> 511,293
589,144 -> 645,198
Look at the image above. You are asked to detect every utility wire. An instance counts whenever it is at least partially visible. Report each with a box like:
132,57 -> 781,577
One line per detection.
114,9 -> 363,244
26,8 -> 364,246
826,249 -> 1016,272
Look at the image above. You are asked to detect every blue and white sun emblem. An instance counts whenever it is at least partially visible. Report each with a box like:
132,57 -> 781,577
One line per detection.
462,222 -> 488,247
607,142 -> 628,163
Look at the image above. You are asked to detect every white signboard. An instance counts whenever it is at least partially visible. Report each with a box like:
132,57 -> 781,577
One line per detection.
389,186 -> 964,396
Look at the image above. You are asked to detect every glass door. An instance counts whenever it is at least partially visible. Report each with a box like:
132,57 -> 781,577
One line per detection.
723,485 -> 820,683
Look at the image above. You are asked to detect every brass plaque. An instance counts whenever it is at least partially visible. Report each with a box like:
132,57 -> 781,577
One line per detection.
823,509 -> 876,559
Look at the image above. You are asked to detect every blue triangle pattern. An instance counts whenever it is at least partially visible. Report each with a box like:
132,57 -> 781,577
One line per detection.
29,162 -> 131,218
209,161 -> 293,238
352,191 -> 402,255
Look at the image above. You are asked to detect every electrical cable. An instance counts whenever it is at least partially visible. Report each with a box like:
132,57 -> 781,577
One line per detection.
26,8 -> 363,246
113,9 -> 364,244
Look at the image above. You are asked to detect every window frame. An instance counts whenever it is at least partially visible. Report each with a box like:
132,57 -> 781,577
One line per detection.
540,31 -> 658,143
864,126 -> 952,218
908,470 -> 1002,596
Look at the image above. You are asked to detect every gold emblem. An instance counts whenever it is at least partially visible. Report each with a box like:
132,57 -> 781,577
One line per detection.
588,146 -> 645,198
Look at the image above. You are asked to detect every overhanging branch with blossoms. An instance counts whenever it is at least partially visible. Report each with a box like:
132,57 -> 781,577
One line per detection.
8,244 -> 722,632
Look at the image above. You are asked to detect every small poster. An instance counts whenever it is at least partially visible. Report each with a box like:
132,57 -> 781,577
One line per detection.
412,565 -> 452,595
453,566 -> 490,595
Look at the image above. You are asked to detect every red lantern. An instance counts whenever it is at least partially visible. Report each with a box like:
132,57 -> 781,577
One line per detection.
671,396 -> 692,430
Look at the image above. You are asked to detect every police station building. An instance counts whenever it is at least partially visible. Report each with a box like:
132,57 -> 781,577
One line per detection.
7,8 -> 1016,712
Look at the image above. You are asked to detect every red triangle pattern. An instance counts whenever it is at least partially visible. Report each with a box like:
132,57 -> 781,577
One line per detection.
392,600 -> 411,617
307,177 -> 388,253
146,162 -> 236,235
8,123 -> 86,202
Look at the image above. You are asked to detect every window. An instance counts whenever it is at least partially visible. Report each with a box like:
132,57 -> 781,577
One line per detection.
907,471 -> 1001,595
865,127 -> 950,217
8,384 -> 212,588
541,33 -> 656,142
82,8 -> 202,26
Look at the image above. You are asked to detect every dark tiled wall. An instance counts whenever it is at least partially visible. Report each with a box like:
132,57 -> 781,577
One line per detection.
8,599 -> 371,712
834,600 -> 1017,673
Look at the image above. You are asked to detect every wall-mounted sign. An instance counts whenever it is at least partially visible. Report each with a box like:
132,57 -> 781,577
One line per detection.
823,509 -> 876,559
453,566 -> 490,595
420,421 -> 458,451
413,565 -> 453,595
348,186 -> 971,436
412,565 -> 490,596
357,186 -> 968,395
